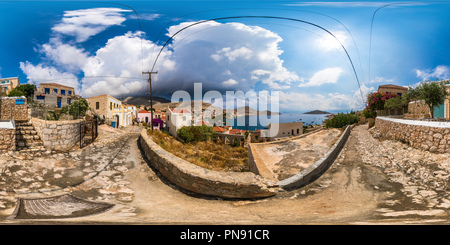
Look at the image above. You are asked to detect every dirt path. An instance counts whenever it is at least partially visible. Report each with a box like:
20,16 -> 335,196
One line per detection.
3,124 -> 450,224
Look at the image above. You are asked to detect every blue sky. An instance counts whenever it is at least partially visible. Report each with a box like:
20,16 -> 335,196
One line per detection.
1,1 -> 450,113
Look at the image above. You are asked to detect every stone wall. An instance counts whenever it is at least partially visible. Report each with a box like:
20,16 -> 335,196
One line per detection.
375,117 -> 450,153
31,117 -> 85,151
0,127 -> 15,153
139,129 -> 278,199
0,96 -> 28,121
407,100 -> 431,118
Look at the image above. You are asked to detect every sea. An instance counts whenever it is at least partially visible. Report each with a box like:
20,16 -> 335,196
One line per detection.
227,112 -> 331,131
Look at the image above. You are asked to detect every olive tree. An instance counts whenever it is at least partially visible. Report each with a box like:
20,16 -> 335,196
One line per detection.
408,80 -> 449,118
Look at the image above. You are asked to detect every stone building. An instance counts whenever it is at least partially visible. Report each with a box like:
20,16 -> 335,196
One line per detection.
86,94 -> 135,128
378,84 -> 408,97
33,83 -> 75,108
0,77 -> 20,95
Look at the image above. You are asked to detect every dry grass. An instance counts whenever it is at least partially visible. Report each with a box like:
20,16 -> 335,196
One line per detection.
147,129 -> 249,172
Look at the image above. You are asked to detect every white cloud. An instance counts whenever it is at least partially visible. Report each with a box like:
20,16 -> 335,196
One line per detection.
222,78 -> 238,86
40,38 -> 89,71
21,10 -> 300,99
129,13 -> 161,21
52,8 -> 131,42
158,21 -> 299,92
365,76 -> 395,84
298,67 -> 343,87
19,61 -> 80,93
415,65 -> 450,81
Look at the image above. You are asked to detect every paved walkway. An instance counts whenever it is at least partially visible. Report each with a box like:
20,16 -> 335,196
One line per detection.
2,123 -> 450,224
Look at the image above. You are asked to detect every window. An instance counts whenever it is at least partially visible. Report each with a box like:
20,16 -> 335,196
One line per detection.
110,102 -> 112,110
53,88 -> 58,93
68,91 -> 72,95
183,116 -> 187,121
297,129 -> 299,134
67,98 -> 72,105
96,102 -> 100,110
36,96 -> 45,100
61,90 -> 66,95
45,88 -> 50,94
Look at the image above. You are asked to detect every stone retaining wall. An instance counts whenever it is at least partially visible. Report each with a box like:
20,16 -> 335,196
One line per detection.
0,127 -> 15,153
31,117 -> 85,151
0,97 -> 28,121
139,129 -> 278,199
277,125 -> 353,190
375,116 -> 450,153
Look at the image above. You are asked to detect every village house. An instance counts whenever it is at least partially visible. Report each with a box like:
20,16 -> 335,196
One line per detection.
86,94 -> 135,128
137,109 -> 152,123
213,126 -> 229,134
166,108 -> 192,137
33,83 -> 76,108
261,122 -> 303,141
377,84 -> 408,97
0,77 -> 20,95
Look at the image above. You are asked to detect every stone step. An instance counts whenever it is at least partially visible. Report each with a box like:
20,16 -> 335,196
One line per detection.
17,147 -> 46,153
16,140 -> 44,147
16,135 -> 40,141
15,122 -> 32,127
16,130 -> 38,135
16,126 -> 35,131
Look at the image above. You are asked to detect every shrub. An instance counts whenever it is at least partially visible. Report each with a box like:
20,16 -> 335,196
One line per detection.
367,91 -> 399,111
324,112 -> 358,128
177,125 -> 216,143
362,107 -> 376,119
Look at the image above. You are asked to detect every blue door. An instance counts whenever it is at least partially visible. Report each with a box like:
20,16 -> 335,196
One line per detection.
57,98 -> 61,108
434,104 -> 445,118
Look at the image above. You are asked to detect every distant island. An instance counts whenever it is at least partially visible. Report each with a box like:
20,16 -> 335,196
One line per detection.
303,110 -> 331,114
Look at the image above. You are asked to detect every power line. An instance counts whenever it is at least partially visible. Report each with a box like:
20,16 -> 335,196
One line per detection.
151,15 -> 364,103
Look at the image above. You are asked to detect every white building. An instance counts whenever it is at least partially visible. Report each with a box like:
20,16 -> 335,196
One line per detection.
166,108 -> 192,137
266,122 -> 303,141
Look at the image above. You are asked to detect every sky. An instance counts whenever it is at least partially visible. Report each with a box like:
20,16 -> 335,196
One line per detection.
1,1 -> 450,113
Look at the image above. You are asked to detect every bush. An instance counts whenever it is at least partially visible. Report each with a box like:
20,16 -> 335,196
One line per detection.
177,125 -> 216,143
324,112 -> 358,128
362,107 -> 376,119
367,91 -> 399,111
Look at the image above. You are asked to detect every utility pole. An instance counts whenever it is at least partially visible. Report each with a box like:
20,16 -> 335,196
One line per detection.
142,71 -> 158,131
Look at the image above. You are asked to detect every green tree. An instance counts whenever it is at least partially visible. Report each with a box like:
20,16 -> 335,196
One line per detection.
384,96 -> 408,110
408,80 -> 449,118
61,98 -> 90,119
177,125 -> 216,143
6,89 -> 25,97
324,112 -> 358,128
7,84 -> 36,98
